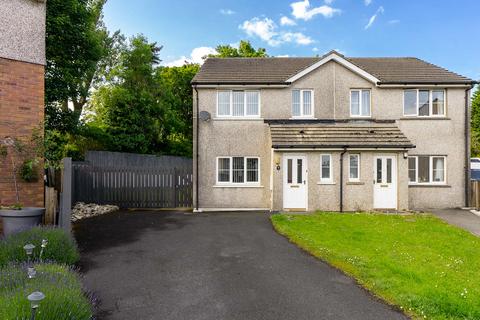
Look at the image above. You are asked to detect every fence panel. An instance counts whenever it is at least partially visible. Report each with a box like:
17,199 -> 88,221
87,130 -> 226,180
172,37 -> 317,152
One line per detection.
72,154 -> 192,208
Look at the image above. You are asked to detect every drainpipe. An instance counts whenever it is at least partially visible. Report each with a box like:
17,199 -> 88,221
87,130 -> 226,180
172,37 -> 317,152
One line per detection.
339,147 -> 348,212
465,86 -> 473,207
194,85 -> 199,212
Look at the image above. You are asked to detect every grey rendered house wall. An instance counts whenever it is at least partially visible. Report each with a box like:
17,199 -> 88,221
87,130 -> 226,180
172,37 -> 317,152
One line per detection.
194,60 -> 467,211
0,0 -> 46,65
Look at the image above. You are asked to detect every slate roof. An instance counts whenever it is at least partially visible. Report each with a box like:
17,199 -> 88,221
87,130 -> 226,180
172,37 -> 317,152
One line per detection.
192,53 -> 475,85
269,122 -> 415,149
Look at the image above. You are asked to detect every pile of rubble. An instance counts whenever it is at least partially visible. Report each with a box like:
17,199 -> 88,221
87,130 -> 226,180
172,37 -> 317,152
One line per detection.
72,202 -> 119,222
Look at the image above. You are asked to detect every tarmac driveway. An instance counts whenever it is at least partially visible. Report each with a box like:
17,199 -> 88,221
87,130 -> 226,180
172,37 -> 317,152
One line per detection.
74,211 -> 407,320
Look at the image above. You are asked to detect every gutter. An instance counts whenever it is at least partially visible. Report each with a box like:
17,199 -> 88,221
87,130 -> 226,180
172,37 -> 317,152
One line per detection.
194,85 -> 199,212
339,147 -> 348,212
465,85 -> 474,206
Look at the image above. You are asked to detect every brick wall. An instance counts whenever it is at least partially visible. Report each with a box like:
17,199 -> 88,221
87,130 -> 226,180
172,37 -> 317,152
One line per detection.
0,57 -> 44,207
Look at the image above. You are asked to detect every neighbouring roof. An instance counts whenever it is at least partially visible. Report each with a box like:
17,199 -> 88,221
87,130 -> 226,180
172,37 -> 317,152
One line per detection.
269,122 -> 415,149
192,51 -> 475,85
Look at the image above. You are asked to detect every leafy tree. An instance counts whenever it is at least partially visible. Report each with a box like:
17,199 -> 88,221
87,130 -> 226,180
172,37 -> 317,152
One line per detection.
471,87 -> 480,156
209,40 -> 268,58
89,35 -> 163,153
155,64 -> 199,157
45,0 -> 109,123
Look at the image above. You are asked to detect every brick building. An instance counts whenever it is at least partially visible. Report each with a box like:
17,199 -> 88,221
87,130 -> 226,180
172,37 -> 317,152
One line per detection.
0,0 -> 46,207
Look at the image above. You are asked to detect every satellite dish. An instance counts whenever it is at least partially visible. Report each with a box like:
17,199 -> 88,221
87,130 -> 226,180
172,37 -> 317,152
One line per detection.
199,111 -> 211,122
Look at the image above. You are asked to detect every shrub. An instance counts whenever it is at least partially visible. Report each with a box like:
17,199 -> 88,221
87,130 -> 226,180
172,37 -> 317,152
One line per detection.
0,263 -> 93,319
0,227 -> 80,267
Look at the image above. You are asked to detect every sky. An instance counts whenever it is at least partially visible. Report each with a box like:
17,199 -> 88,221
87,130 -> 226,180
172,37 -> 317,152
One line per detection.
103,0 -> 480,80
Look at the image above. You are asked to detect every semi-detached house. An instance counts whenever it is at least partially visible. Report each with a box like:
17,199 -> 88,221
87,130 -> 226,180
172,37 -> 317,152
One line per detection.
192,51 -> 477,212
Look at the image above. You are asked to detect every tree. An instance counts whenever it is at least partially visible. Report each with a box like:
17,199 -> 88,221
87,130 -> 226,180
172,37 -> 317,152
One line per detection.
209,40 -> 268,58
89,35 -> 163,153
471,87 -> 480,156
156,64 -> 200,157
45,0 -> 109,123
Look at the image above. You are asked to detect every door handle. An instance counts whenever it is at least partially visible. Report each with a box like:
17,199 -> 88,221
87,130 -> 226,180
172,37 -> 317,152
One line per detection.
303,180 -> 306,184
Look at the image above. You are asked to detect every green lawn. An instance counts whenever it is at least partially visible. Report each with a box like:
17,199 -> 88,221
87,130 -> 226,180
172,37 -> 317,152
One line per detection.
271,212 -> 480,320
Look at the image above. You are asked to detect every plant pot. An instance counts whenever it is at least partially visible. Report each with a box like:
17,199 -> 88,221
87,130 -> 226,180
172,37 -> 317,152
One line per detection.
0,207 -> 44,236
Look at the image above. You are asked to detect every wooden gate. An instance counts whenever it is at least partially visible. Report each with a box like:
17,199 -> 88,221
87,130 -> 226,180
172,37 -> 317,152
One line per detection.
72,152 -> 193,208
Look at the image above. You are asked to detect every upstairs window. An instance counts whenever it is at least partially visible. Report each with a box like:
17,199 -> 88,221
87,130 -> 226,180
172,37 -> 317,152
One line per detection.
217,91 -> 260,117
350,89 -> 371,117
292,89 -> 314,117
404,89 -> 445,117
408,156 -> 446,184
217,157 -> 260,184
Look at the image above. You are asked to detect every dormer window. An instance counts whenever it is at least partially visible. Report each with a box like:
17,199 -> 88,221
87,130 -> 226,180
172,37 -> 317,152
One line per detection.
292,89 -> 314,118
403,89 -> 445,117
217,90 -> 260,117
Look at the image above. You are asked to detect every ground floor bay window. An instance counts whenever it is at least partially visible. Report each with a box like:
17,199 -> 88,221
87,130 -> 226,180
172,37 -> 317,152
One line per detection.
408,156 -> 446,184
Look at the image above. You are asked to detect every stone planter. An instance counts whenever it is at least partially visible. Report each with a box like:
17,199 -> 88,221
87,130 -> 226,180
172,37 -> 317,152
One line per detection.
0,207 -> 44,236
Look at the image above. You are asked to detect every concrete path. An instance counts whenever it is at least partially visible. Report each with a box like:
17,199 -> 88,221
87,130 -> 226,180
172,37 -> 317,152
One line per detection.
431,208 -> 480,236
74,211 -> 407,320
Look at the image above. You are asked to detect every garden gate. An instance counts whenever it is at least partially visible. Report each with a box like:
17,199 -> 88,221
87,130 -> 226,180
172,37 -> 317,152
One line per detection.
71,151 -> 193,208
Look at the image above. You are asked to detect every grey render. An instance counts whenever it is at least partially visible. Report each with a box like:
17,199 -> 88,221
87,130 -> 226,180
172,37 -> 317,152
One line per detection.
192,52 -> 476,212
0,0 -> 46,65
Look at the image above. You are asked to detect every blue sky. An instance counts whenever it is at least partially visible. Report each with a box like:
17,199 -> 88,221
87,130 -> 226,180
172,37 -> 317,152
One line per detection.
103,0 -> 479,80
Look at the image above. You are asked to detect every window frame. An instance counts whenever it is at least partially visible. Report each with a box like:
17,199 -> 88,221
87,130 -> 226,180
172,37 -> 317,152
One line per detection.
407,155 -> 447,185
215,156 -> 261,185
216,90 -> 261,118
291,89 -> 315,118
403,89 -> 446,117
319,154 -> 333,183
350,89 -> 371,118
348,154 -> 361,182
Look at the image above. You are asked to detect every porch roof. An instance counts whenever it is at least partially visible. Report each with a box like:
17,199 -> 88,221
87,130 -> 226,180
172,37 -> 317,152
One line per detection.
269,122 -> 415,149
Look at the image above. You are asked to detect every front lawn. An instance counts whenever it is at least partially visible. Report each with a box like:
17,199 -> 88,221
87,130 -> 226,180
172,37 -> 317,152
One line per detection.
271,212 -> 480,320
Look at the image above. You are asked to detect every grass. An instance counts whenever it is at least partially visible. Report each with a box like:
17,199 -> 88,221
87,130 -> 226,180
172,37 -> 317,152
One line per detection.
271,212 -> 480,320
0,263 -> 93,319
0,226 -> 80,267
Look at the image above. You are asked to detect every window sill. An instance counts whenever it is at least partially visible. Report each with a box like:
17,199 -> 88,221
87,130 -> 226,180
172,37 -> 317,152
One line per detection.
409,184 -> 450,188
213,184 -> 264,188
347,181 -> 364,185
290,117 -> 317,120
350,116 -> 372,119
317,181 -> 336,185
400,117 -> 450,120
214,117 -> 263,121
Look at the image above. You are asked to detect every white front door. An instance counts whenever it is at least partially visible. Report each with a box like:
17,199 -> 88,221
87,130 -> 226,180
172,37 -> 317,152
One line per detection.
283,155 -> 308,210
373,155 -> 397,209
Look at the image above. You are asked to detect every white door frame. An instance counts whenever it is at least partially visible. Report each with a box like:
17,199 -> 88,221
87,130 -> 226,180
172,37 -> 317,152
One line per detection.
283,154 -> 308,211
373,154 -> 398,209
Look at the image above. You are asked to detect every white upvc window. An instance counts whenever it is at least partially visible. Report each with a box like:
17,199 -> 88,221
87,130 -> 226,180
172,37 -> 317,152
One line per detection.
320,154 -> 333,183
403,89 -> 445,117
217,90 -> 260,117
216,157 -> 260,185
408,155 -> 446,184
348,154 -> 360,181
350,89 -> 371,117
292,89 -> 314,118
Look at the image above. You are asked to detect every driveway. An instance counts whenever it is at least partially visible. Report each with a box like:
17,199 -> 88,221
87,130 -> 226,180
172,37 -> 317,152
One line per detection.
74,211 -> 407,320
431,208 -> 480,236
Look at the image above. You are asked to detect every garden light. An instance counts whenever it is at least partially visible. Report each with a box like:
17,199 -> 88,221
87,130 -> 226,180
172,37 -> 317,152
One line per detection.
27,266 -> 37,279
27,291 -> 45,320
39,239 -> 48,262
23,244 -> 35,261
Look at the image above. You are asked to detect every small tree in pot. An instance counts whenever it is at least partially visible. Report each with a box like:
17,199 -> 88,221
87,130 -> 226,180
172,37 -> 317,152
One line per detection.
0,128 -> 45,236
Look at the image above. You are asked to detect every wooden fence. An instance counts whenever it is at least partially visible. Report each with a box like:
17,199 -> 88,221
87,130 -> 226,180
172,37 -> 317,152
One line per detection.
471,180 -> 480,209
72,163 -> 193,208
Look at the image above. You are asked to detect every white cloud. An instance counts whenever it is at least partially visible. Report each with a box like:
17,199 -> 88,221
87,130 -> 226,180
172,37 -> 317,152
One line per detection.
364,6 -> 384,29
276,54 -> 290,57
280,16 -> 296,26
324,0 -> 334,4
240,17 -> 314,46
220,9 -> 235,15
312,47 -> 319,52
290,0 -> 341,21
164,46 -> 217,67
388,19 -> 400,24
240,17 -> 278,45
364,0 -> 372,6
